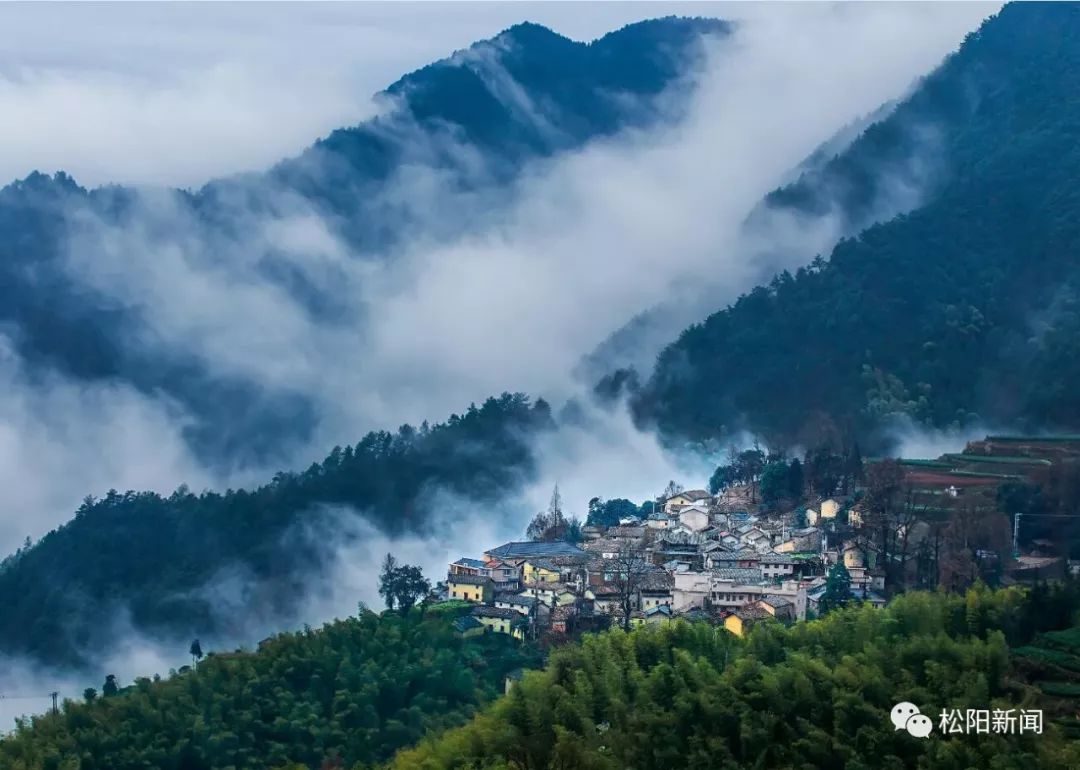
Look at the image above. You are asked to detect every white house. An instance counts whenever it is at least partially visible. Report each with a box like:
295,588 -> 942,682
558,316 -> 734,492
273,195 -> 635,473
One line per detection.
678,504 -> 710,533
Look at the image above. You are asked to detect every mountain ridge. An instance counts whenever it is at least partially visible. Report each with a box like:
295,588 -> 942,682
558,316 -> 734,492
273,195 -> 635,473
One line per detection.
0,15 -> 728,467
632,2 -> 1080,451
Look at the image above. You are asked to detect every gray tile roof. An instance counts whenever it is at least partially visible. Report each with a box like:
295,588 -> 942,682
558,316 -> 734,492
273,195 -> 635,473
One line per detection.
711,567 -> 764,583
486,541 -> 588,559
472,605 -> 520,619
448,574 -> 494,586
639,570 -> 675,591
760,553 -> 797,564
452,557 -> 487,570
496,593 -> 537,607
453,615 -> 484,632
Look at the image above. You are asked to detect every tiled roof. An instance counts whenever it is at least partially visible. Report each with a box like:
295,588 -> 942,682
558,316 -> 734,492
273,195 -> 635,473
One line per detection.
583,538 -> 623,552
521,581 -> 575,593
760,553 -> 797,564
639,570 -> 675,591
448,574 -> 494,586
472,605 -> 519,619
452,557 -> 487,570
453,615 -> 484,632
496,593 -> 537,607
761,595 -> 793,608
711,567 -> 764,583
487,541 -> 587,559
528,554 -> 589,569
735,606 -> 771,621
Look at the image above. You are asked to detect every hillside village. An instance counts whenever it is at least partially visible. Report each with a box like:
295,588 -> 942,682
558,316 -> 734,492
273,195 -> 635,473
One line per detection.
436,435 -> 1080,642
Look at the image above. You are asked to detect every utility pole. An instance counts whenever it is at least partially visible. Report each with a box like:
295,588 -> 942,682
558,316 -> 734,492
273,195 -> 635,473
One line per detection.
1011,512 -> 1076,559
50,691 -> 58,715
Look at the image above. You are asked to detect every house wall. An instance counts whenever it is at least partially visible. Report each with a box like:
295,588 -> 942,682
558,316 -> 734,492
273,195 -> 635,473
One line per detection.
762,562 -> 795,579
679,509 -> 709,532
495,600 -> 531,615
522,562 -> 560,583
448,582 -> 491,603
477,616 -> 512,635
664,494 -> 693,513
672,571 -> 710,610
641,592 -> 673,610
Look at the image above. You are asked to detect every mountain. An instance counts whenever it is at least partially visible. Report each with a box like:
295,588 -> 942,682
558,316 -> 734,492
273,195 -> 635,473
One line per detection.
393,586 -> 1080,769
0,393 -> 552,667
0,15 -> 733,669
0,17 -> 729,466
5,584 -> 1078,769
0,606 -> 539,770
633,2 -> 1080,450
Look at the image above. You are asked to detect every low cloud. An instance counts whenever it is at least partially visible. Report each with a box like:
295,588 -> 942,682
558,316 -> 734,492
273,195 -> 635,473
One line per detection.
883,415 -> 991,460
0,335 -> 214,550
0,2 -> 1001,725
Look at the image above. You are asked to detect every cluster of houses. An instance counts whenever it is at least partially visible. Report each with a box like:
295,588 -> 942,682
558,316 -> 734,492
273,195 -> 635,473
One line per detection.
439,485 -> 888,641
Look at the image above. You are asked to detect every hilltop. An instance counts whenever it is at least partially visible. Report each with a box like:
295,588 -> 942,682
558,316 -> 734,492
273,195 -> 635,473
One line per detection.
0,16 -> 728,466
632,3 -> 1080,450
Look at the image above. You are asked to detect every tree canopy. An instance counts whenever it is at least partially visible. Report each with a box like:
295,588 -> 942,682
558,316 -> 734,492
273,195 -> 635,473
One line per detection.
634,3 -> 1080,449
0,607 -> 540,770
392,582 -> 1080,770
0,393 -> 552,667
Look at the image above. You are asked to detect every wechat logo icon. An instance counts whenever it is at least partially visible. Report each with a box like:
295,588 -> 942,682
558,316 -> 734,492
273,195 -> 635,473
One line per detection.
891,702 -> 933,738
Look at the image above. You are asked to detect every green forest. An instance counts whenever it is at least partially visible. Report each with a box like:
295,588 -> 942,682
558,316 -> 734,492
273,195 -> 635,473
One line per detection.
0,605 -> 540,770
0,394 -> 552,667
5,585 -> 1079,770
634,3 -> 1080,448
392,584 -> 1080,770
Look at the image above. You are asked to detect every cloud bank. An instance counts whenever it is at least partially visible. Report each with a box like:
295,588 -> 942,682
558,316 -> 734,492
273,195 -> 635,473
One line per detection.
0,1 -> 1000,725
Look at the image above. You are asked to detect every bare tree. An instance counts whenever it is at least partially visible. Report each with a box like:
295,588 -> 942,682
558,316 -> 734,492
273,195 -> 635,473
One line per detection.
940,502 -> 1010,591
610,542 -> 651,632
888,484 -> 927,591
859,459 -> 905,591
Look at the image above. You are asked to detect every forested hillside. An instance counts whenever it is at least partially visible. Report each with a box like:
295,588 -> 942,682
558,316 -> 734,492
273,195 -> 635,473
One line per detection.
0,606 -> 540,770
392,584 -> 1080,770
0,394 -> 552,667
0,17 -> 727,465
6,583 -> 1079,770
635,2 -> 1080,449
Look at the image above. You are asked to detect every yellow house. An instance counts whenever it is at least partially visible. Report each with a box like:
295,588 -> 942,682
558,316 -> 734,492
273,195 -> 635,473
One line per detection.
723,605 -> 771,637
447,574 -> 494,603
472,607 -> 527,640
521,559 -> 561,584
662,489 -> 711,514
